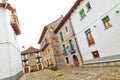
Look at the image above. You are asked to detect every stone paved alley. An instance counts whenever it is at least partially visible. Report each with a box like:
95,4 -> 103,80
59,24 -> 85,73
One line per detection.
19,66 -> 120,80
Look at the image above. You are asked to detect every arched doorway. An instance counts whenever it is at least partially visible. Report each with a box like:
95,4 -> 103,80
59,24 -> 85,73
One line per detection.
73,55 -> 79,67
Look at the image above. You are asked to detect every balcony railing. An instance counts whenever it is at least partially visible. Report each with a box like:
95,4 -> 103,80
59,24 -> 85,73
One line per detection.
37,60 -> 41,64
23,64 -> 29,67
36,55 -> 41,59
10,15 -> 20,35
40,39 -> 49,51
22,58 -> 28,62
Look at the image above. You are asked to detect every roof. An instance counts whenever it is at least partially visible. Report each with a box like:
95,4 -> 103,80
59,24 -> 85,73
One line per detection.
38,16 -> 63,44
21,46 -> 40,55
0,3 -> 16,12
38,26 -> 48,44
54,0 -> 82,33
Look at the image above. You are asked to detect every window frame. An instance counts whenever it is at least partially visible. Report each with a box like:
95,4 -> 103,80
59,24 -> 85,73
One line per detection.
79,9 -> 86,20
102,15 -> 112,29
69,39 -> 75,51
92,50 -> 100,58
65,26 -> 68,32
59,32 -> 64,42
85,29 -> 95,46
63,44 -> 67,54
86,2 -> 92,12
66,57 -> 69,64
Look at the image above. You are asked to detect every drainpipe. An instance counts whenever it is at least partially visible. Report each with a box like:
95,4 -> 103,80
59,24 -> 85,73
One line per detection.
69,17 -> 84,65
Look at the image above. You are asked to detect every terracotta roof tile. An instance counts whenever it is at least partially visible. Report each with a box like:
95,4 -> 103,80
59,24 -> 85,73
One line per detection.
21,46 -> 40,55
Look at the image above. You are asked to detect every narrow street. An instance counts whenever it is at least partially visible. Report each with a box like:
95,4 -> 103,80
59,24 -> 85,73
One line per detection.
19,66 -> 120,80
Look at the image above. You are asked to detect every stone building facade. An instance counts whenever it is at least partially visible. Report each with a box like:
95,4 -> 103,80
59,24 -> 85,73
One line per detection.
21,47 -> 42,73
38,16 -> 64,69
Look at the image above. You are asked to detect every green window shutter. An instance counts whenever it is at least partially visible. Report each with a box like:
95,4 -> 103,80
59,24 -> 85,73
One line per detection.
60,32 -> 64,41
85,28 -> 91,34
102,16 -> 110,23
80,9 -> 86,18
69,40 -> 74,50
63,45 -> 67,53
65,26 -> 68,32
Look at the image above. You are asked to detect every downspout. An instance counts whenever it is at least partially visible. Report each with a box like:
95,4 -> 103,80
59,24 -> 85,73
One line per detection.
69,17 -> 84,65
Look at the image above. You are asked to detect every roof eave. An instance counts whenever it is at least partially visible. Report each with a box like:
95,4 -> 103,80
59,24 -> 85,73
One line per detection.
54,0 -> 82,33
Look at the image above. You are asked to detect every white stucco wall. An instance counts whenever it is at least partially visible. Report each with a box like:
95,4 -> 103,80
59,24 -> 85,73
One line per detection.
0,8 -> 22,79
70,0 -> 120,62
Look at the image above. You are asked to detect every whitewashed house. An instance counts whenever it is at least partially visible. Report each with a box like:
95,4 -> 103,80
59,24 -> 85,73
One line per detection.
0,1 -> 22,80
69,0 -> 120,65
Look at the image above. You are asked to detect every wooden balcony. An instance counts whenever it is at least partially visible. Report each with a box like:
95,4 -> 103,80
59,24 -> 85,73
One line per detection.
22,58 -> 28,62
37,61 -> 41,64
23,64 -> 29,67
36,56 -> 41,59
10,15 -> 21,35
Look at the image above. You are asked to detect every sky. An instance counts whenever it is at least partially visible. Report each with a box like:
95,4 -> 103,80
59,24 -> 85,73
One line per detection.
8,0 -> 75,51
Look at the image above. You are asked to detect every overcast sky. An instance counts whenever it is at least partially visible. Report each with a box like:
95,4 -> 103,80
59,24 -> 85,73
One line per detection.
8,0 -> 75,51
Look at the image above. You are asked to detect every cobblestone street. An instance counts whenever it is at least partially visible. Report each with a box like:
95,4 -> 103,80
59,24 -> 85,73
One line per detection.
19,66 -> 120,80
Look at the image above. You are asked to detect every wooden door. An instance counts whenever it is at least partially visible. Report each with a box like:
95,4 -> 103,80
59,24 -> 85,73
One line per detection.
24,67 -> 29,73
38,64 -> 42,70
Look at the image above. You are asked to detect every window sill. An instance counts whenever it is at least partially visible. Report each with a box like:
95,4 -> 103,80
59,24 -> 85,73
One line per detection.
86,8 -> 92,13
104,25 -> 112,30
88,43 -> 95,47
80,15 -> 86,21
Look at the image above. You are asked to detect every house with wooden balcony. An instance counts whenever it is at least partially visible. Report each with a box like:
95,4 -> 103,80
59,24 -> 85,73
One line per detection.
21,46 -> 42,73
38,16 -> 64,69
0,1 -> 22,80
54,14 -> 83,67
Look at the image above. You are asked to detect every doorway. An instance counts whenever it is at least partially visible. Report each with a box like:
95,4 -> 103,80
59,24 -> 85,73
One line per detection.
24,67 -> 29,73
73,55 -> 79,66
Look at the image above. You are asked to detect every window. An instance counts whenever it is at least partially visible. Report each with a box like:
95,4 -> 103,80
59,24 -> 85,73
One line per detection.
79,9 -> 86,19
63,44 -> 67,54
56,50 -> 60,57
69,40 -> 75,50
66,57 -> 69,64
65,26 -> 68,32
30,53 -> 33,56
92,50 -> 100,58
86,2 -> 92,12
49,58 -> 53,64
48,47 -> 50,53
102,15 -> 112,29
85,29 -> 95,45
37,59 -> 40,63
59,32 -> 64,42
